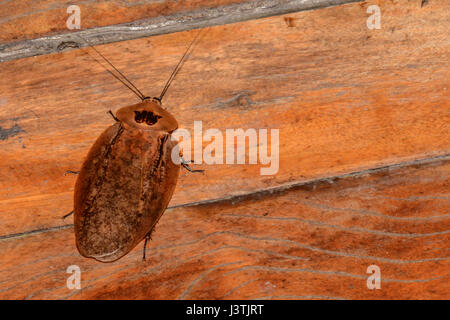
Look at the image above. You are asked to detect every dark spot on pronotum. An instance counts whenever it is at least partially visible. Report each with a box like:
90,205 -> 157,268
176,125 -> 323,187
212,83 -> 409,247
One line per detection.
134,111 -> 143,123
134,111 -> 162,125
0,124 -> 24,141
421,0 -> 429,7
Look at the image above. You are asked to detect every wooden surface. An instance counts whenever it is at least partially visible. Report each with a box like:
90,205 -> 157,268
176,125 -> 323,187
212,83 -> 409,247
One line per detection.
0,0 -> 449,299
0,0 -> 247,43
1,159 -> 449,299
0,0 -> 361,62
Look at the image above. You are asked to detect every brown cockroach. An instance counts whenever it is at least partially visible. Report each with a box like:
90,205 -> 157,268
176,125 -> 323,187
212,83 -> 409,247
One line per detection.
69,31 -> 204,263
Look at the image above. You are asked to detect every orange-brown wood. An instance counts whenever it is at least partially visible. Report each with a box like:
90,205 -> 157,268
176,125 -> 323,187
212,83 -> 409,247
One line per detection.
0,0 -> 448,238
0,0 -> 249,43
0,159 -> 448,299
0,0 -> 449,300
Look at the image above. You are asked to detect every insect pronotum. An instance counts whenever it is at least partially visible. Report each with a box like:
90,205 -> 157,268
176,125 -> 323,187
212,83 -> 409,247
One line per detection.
69,30 -> 205,263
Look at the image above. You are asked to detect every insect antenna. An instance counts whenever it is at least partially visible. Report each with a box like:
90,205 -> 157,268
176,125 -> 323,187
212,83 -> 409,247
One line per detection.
76,35 -> 146,101
159,29 -> 206,101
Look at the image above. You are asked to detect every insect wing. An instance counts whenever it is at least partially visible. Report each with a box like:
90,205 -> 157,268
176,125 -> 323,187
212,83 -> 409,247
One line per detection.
74,123 -> 180,262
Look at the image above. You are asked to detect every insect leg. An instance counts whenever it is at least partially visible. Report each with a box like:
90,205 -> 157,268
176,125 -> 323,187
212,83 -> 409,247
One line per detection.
142,228 -> 156,261
64,170 -> 79,175
62,210 -> 74,219
181,158 -> 204,173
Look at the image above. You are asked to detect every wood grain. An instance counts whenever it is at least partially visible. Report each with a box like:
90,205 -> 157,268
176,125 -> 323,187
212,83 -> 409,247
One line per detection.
0,0 -> 361,62
0,0 -> 247,43
0,0 -> 448,238
0,158 -> 448,299
0,0 -> 449,300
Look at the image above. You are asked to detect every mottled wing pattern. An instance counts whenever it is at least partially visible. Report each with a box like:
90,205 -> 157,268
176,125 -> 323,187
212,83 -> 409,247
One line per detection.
74,123 -> 180,262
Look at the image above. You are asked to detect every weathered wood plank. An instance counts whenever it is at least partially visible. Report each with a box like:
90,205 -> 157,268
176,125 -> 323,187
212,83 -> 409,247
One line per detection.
0,0 -> 449,237
0,0 -> 247,43
0,0 -> 362,62
0,158 -> 448,299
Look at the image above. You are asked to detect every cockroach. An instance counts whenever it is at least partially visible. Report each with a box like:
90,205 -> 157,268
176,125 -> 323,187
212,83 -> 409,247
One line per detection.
68,31 -> 204,263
